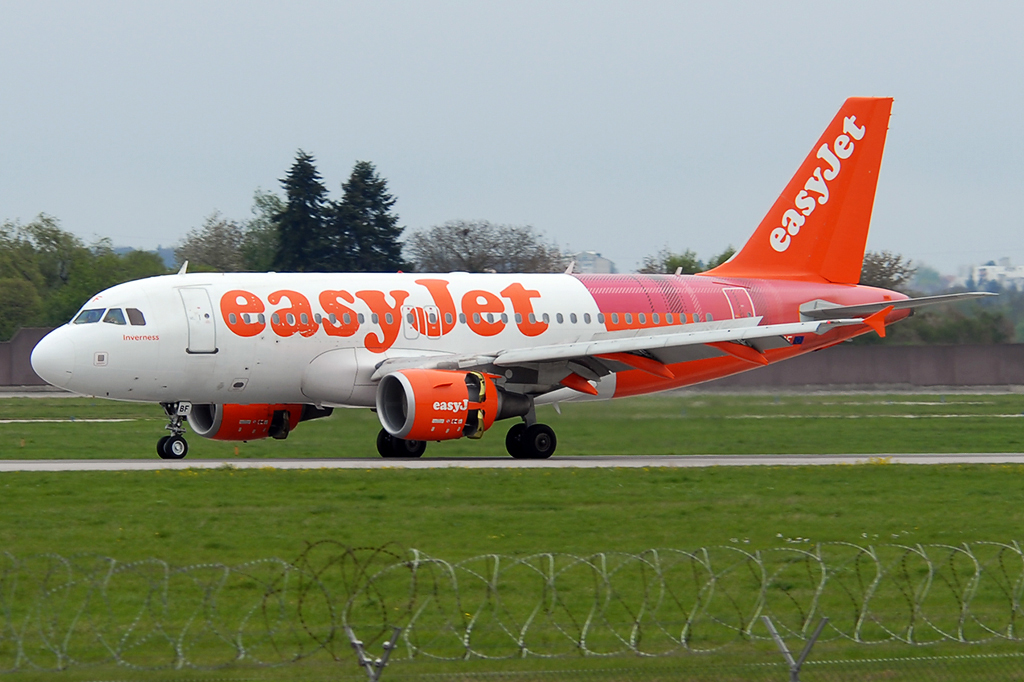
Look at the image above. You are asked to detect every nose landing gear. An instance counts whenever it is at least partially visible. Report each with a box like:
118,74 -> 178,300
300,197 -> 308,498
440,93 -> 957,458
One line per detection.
158,403 -> 190,460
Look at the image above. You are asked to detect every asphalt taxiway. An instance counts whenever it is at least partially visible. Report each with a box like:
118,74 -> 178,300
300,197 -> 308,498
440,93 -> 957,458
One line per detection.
1,453 -> 1023,472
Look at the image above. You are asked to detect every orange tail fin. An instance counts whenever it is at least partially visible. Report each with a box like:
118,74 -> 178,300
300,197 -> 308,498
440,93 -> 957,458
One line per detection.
703,97 -> 893,284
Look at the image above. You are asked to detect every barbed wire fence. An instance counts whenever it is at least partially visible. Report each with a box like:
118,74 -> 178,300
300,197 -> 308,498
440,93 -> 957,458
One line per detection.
2,541 -> 1024,677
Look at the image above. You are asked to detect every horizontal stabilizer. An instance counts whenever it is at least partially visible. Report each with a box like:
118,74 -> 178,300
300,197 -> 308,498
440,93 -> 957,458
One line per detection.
800,292 -> 996,321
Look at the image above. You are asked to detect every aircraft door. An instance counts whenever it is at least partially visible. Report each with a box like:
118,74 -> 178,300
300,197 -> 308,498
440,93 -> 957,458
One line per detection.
723,288 -> 756,319
179,288 -> 218,354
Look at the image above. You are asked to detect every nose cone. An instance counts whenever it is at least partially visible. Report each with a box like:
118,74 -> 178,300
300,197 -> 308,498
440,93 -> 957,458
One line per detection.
31,329 -> 75,388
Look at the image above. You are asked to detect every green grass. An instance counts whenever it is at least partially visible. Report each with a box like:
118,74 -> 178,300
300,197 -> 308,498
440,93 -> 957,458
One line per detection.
3,393 -> 1024,680
2,392 -> 1024,458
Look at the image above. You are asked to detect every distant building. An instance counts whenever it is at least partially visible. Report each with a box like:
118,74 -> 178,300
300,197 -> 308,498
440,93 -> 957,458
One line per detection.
564,251 -> 616,274
972,258 -> 1024,289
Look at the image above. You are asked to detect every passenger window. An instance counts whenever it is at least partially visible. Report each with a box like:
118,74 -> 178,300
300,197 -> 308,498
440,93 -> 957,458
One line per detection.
358,314 -> 365,324
624,313 -> 632,324
586,313 -> 593,324
74,309 -> 105,324
542,313 -> 550,324
596,313 -> 603,324
445,312 -> 454,325
459,313 -> 467,324
556,313 -> 564,324
666,313 -> 673,324
652,313 -> 659,324
707,313 -> 713,321
611,313 -> 618,324
126,308 -> 146,326
570,313 -> 578,324
501,313 -> 508,323
638,313 -> 646,324
371,314 -> 379,324
515,313 -> 523,323
229,313 -> 238,324
103,309 -> 127,325
385,313 -> 393,325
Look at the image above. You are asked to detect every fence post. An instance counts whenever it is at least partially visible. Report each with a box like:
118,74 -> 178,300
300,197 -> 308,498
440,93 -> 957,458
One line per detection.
762,615 -> 828,682
346,626 -> 402,682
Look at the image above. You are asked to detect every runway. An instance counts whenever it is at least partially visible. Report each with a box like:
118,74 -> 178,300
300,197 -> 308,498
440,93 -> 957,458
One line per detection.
2,453 -> 1024,472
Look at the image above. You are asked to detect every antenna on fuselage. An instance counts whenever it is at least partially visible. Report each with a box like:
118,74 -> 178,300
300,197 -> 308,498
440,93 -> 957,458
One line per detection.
177,260 -> 189,275
564,261 -> 575,275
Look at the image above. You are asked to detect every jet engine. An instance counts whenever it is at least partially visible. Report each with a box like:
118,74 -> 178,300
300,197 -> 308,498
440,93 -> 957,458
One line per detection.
187,403 -> 333,441
376,369 -> 529,441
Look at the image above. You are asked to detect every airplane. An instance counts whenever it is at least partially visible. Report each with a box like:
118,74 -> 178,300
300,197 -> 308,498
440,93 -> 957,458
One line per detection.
30,97 -> 990,460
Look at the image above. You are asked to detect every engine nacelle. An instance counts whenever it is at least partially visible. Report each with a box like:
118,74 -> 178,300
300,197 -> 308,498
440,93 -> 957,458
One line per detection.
187,403 -> 332,441
376,369 -> 504,441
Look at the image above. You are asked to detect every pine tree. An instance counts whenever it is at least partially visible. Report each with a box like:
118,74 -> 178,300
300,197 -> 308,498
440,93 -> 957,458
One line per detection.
327,161 -> 407,272
273,151 -> 329,272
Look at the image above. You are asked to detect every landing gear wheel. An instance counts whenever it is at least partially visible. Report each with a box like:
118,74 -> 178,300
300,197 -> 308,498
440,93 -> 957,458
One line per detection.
161,435 -> 189,460
157,436 -> 170,458
506,423 -> 527,458
377,429 -> 426,458
521,424 -> 556,459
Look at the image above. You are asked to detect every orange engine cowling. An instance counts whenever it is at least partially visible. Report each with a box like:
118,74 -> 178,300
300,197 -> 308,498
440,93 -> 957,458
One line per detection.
376,369 -> 500,441
187,403 -> 331,441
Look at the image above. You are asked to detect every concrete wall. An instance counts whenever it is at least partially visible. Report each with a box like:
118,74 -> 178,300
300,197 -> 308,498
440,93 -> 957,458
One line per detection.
706,343 -> 1024,388
0,328 -> 52,386
2,328 -> 1023,388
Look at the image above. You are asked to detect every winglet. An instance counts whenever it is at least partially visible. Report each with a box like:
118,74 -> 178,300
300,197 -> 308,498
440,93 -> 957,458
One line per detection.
862,305 -> 893,338
177,260 -> 189,275
560,373 -> 599,395
564,261 -> 575,275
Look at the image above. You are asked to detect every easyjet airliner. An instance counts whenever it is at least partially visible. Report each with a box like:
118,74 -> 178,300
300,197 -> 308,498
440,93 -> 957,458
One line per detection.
30,98 -> 987,460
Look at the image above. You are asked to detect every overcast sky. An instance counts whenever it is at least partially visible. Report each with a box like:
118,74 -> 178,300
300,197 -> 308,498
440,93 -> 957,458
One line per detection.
2,1 -> 1021,274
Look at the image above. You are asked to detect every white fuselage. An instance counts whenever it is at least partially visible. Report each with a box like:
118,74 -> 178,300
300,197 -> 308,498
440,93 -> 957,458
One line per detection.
31,271 -> 612,407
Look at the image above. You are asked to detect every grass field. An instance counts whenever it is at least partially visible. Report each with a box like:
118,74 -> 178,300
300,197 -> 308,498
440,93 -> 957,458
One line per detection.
3,391 -> 1024,459
3,392 -> 1024,680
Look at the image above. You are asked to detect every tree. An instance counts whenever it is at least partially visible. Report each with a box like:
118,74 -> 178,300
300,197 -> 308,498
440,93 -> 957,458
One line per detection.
240,189 -> 284,272
273,151 -> 329,272
706,246 -> 736,269
638,246 -> 703,274
406,220 -> 562,273
174,212 -> 245,272
859,250 -> 917,291
327,161 -> 407,272
0,278 -> 40,340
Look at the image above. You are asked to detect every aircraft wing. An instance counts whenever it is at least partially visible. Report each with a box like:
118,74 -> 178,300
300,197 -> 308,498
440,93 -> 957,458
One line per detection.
369,316 -> 872,384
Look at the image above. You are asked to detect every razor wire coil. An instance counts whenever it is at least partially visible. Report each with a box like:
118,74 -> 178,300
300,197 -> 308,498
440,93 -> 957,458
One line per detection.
2,541 -> 1024,672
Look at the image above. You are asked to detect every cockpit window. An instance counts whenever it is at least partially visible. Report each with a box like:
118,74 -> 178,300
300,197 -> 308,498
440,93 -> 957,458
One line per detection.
102,308 -> 127,325
126,308 -> 146,326
73,309 -> 105,324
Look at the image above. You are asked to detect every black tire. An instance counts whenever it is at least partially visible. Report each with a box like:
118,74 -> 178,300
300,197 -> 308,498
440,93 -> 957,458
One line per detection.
393,438 -> 426,458
163,435 -> 189,459
377,429 -> 426,458
505,423 -> 527,458
376,429 -> 395,457
522,424 -> 556,459
157,436 -> 171,459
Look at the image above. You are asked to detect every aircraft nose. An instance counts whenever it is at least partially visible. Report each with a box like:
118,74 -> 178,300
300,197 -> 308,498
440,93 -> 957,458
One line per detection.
30,330 -> 75,388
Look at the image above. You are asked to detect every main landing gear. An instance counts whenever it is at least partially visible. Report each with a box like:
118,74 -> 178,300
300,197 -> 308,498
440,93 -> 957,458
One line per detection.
376,429 -> 427,458
158,403 -> 190,460
505,422 -> 557,459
